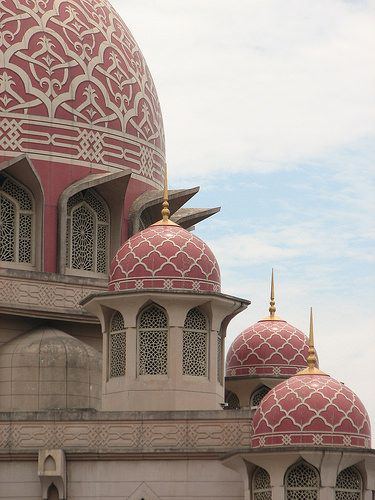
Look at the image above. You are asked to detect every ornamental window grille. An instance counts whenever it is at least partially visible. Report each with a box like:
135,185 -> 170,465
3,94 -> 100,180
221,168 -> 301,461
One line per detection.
138,305 -> 168,375
66,189 -> 109,275
225,391 -> 240,409
285,461 -> 320,500
0,174 -> 34,265
182,308 -> 209,377
335,467 -> 362,500
251,386 -> 270,408
109,311 -> 126,378
253,467 -> 272,500
217,330 -> 223,384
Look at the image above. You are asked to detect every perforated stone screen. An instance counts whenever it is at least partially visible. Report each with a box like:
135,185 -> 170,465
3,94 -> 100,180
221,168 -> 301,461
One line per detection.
285,462 -> 319,500
217,331 -> 223,384
0,174 -> 34,265
109,312 -> 126,378
66,189 -> 109,274
225,391 -> 240,410
251,386 -> 270,408
335,467 -> 362,500
183,308 -> 208,377
138,306 -> 168,375
253,467 -> 272,500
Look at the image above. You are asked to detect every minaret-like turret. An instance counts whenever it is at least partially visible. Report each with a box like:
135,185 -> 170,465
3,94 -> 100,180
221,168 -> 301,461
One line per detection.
82,166 -> 249,411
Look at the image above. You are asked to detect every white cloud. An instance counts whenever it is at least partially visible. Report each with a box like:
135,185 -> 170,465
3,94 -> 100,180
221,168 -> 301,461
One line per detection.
113,0 -> 375,176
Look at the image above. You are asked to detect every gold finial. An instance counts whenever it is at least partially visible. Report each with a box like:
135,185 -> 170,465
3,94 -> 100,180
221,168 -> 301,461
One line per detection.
298,308 -> 327,376
260,269 -> 284,321
153,164 -> 178,226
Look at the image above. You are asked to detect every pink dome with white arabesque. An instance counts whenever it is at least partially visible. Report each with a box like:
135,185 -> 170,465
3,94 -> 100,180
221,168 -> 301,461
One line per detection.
226,319 -> 310,378
109,224 -> 221,293
0,0 -> 165,188
251,374 -> 371,449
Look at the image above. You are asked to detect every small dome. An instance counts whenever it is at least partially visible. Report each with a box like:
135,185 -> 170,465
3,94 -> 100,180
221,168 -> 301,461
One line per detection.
109,224 -> 221,293
226,319 -> 309,378
0,326 -> 101,412
251,374 -> 371,449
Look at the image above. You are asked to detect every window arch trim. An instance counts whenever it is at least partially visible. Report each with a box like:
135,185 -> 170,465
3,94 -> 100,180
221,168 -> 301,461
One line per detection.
109,310 -> 126,379
0,155 -> 43,271
137,304 -> 169,377
284,460 -> 320,499
182,307 -> 209,378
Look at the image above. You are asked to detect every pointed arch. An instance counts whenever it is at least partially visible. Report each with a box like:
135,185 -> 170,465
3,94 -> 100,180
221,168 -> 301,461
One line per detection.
182,307 -> 209,377
0,172 -> 35,267
109,310 -> 126,378
225,390 -> 240,410
47,484 -> 59,500
285,460 -> 320,499
250,385 -> 271,409
335,466 -> 362,499
65,188 -> 110,276
137,304 -> 168,376
253,467 -> 271,500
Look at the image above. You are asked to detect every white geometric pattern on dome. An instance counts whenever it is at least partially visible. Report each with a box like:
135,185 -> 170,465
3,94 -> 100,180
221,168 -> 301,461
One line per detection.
138,305 -> 168,376
66,189 -> 109,274
109,311 -> 126,378
182,308 -> 208,377
226,322 -> 308,374
0,174 -> 34,265
285,462 -> 319,500
253,467 -> 271,500
110,225 -> 221,293
335,467 -> 361,500
0,0 -> 165,186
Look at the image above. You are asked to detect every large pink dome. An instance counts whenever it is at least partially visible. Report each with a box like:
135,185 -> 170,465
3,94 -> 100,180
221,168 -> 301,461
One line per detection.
109,224 -> 221,293
226,319 -> 309,378
251,374 -> 371,449
0,0 -> 165,188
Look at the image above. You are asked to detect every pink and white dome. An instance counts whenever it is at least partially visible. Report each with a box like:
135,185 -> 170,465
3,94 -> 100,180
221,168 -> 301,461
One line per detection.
109,224 -> 221,293
251,374 -> 371,449
226,319 -> 310,378
0,0 -> 165,187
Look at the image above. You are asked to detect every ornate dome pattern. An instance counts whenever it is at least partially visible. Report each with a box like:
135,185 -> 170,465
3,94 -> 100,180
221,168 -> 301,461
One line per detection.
0,0 -> 164,187
226,320 -> 309,378
109,224 -> 221,293
251,374 -> 371,449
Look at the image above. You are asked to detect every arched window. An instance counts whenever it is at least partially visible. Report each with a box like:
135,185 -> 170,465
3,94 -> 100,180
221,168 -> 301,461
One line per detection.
47,484 -> 59,500
253,467 -> 272,500
285,461 -> 319,499
183,307 -> 209,377
66,189 -> 109,275
0,173 -> 34,266
138,305 -> 168,375
250,386 -> 270,408
225,390 -> 240,409
109,311 -> 126,378
335,467 -> 362,500
217,329 -> 223,384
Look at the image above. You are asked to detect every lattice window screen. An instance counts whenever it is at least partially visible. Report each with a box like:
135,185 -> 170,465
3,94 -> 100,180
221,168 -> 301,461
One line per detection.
285,462 -> 319,500
66,189 -> 109,274
335,467 -> 362,500
109,311 -> 126,378
253,467 -> 272,500
183,308 -> 208,377
225,391 -> 240,409
138,305 -> 168,375
0,174 -> 34,265
250,386 -> 270,408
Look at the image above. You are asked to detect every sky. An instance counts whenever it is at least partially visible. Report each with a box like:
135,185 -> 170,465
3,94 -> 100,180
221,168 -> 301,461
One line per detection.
112,0 -> 375,432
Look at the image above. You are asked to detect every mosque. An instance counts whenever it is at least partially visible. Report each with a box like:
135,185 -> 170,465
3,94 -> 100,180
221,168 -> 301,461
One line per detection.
0,0 -> 373,499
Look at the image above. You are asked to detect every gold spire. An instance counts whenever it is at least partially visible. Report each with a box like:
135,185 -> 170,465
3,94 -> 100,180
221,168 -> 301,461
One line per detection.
261,269 -> 284,321
153,164 -> 178,226
298,308 -> 327,376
